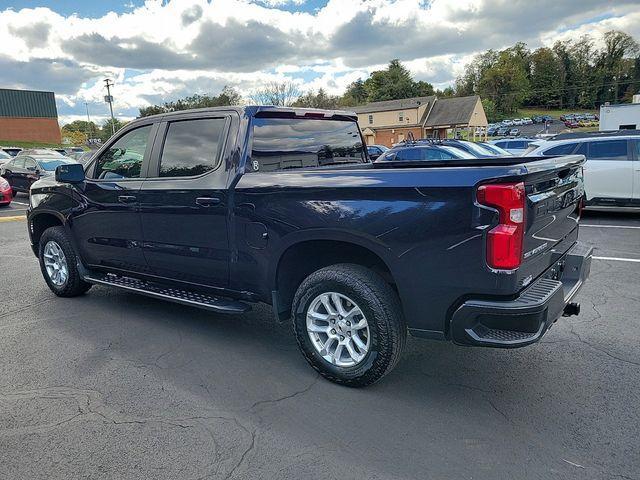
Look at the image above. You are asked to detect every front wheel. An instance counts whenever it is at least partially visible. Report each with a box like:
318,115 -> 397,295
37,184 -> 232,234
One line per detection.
38,226 -> 92,297
292,264 -> 406,387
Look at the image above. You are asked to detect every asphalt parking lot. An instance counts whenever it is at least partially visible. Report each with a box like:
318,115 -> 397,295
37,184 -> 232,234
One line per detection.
1,195 -> 639,480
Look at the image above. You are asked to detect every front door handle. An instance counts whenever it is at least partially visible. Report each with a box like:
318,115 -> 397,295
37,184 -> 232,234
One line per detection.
118,195 -> 137,203
196,196 -> 221,207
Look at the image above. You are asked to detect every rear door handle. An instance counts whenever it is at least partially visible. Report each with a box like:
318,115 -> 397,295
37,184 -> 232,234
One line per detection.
118,195 -> 137,203
196,197 -> 221,207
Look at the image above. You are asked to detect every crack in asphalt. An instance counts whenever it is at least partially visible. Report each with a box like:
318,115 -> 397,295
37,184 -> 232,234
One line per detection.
248,373 -> 320,412
568,322 -> 640,367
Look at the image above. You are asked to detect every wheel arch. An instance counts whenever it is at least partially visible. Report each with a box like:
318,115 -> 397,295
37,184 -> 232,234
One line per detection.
270,231 -> 399,318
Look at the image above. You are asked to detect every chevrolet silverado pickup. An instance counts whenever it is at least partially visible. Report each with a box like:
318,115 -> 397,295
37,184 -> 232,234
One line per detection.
26,106 -> 592,386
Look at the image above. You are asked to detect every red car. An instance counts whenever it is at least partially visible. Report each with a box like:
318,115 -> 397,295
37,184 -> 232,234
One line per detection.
0,176 -> 13,207
564,120 -> 580,128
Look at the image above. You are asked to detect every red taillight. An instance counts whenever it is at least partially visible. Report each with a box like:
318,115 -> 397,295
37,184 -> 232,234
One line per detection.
477,182 -> 525,270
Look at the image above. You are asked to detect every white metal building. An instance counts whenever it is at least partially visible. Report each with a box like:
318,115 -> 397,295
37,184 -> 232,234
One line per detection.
599,95 -> 640,131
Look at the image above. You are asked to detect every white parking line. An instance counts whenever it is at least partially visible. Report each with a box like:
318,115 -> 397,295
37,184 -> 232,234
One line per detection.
12,201 -> 29,206
581,224 -> 640,230
593,256 -> 640,263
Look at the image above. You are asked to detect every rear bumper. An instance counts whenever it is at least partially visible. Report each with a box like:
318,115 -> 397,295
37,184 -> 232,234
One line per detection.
449,242 -> 592,348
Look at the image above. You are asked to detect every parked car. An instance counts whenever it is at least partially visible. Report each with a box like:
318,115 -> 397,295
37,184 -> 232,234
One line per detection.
439,139 -> 508,158
1,147 -> 22,157
366,144 -> 388,160
26,106 -> 591,387
564,120 -> 580,128
17,148 -> 65,157
478,142 -> 513,156
525,130 -> 640,209
377,143 -> 475,162
509,128 -> 520,136
501,119 -> 514,126
490,138 -> 536,155
69,151 -> 95,164
0,155 -> 78,195
497,126 -> 510,136
0,176 -> 13,206
0,150 -> 12,167
487,126 -> 499,136
522,117 -> 533,125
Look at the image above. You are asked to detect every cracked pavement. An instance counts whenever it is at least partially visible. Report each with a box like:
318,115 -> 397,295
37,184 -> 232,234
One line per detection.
0,202 -> 639,479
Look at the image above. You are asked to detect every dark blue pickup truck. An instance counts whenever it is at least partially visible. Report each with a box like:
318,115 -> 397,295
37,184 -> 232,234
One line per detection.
27,106 -> 592,386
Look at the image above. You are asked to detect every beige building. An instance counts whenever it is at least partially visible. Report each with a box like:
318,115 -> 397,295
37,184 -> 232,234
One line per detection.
354,95 -> 488,147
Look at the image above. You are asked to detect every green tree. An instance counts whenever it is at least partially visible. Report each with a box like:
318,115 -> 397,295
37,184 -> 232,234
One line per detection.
529,47 -> 563,108
364,59 -> 425,102
341,79 -> 367,106
139,86 -> 242,117
292,88 -> 340,109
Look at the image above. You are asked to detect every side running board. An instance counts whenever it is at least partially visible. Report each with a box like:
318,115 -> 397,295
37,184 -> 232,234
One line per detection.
82,272 -> 250,314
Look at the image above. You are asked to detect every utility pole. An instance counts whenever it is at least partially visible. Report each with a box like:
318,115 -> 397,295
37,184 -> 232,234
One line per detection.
84,102 -> 91,143
104,78 -> 116,136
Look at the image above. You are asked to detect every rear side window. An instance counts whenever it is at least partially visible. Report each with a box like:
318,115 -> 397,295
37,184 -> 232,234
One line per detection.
495,141 -> 508,148
158,118 -> 227,177
587,140 -> 628,160
543,143 -> 577,155
250,118 -> 367,172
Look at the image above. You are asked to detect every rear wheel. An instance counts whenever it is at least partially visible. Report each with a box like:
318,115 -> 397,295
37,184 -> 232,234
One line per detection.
292,264 -> 406,387
38,226 -> 92,297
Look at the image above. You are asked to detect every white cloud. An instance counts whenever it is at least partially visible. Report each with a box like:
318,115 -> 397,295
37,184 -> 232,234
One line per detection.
0,0 -> 638,120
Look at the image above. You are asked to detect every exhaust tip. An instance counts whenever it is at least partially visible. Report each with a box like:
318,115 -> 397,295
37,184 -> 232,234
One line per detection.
563,302 -> 581,317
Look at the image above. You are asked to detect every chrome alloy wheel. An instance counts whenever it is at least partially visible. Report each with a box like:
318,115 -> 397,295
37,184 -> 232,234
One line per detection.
43,240 -> 69,286
306,292 -> 370,367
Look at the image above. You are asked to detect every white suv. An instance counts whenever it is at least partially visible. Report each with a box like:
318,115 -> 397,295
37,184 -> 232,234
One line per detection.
525,132 -> 640,208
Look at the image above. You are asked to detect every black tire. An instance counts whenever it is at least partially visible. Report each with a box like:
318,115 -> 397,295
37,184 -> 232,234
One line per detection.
292,263 -> 406,387
38,226 -> 92,297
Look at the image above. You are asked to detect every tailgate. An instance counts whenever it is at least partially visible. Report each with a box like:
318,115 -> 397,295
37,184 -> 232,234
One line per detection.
521,155 -> 585,277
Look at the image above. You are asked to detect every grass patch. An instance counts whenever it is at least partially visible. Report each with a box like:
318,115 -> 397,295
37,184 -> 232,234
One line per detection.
0,139 -> 66,149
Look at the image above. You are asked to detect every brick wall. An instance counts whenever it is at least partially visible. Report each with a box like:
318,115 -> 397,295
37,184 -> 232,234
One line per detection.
373,127 -> 423,147
0,117 -> 61,144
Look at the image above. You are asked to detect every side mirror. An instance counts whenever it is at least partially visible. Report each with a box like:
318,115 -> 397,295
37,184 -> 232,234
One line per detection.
55,163 -> 85,183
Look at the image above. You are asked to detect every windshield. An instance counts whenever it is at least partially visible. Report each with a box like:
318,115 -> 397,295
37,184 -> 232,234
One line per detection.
481,143 -> 512,156
439,145 -> 475,159
38,159 -> 75,171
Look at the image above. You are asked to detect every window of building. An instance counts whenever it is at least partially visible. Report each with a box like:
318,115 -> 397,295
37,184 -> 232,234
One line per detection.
368,114 -> 373,125
619,124 -> 637,130
158,118 -> 226,177
250,117 -> 367,172
93,125 -> 152,180
399,111 -> 404,122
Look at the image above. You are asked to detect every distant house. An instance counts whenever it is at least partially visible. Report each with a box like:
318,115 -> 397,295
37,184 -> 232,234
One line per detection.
0,88 -> 61,144
354,95 -> 487,146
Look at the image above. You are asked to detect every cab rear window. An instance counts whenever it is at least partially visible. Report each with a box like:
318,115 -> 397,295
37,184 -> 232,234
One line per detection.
250,118 -> 367,172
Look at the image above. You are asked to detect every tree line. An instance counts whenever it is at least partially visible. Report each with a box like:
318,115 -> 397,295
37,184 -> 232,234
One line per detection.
456,30 -> 639,118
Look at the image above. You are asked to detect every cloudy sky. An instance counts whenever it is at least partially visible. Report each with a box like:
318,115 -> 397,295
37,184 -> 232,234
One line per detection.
1,0 -> 639,125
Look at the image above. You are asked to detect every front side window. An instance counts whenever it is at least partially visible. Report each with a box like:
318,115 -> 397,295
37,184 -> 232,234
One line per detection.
588,140 -> 628,160
12,158 -> 25,169
158,118 -> 226,177
93,125 -> 152,180
250,117 -> 367,172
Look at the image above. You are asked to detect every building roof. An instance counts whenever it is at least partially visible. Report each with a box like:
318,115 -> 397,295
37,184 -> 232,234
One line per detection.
352,96 -> 435,114
424,95 -> 480,127
0,88 -> 58,118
